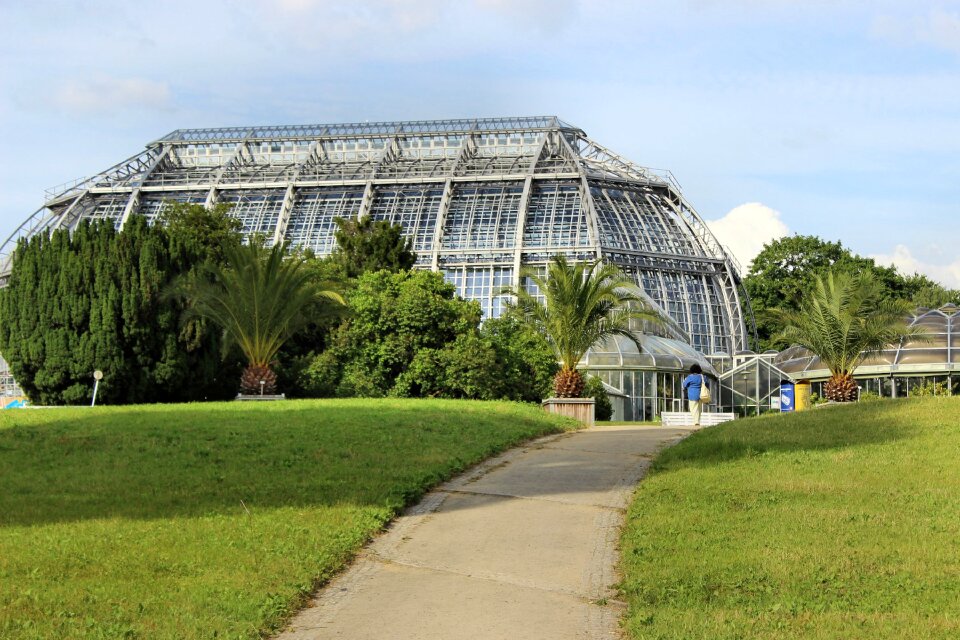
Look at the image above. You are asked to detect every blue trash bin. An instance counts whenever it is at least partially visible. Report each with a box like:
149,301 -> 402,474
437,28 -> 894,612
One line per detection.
780,380 -> 795,412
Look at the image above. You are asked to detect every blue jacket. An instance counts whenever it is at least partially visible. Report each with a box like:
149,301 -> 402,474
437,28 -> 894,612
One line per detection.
682,374 -> 708,401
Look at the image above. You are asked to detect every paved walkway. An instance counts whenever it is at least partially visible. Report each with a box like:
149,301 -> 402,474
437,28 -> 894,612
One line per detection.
276,424 -> 695,640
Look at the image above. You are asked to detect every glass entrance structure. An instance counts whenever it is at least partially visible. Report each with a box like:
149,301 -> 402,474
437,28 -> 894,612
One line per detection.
0,116 -> 755,410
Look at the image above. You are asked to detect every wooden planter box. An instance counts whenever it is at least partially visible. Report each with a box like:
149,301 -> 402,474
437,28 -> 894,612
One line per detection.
542,398 -> 595,427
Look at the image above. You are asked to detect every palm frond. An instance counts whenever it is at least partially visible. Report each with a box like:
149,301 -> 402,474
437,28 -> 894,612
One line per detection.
503,255 -> 662,370
172,241 -> 344,368
774,269 -> 929,378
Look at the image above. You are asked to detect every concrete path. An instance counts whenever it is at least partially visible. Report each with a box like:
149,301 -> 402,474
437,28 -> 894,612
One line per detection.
276,424 -> 695,640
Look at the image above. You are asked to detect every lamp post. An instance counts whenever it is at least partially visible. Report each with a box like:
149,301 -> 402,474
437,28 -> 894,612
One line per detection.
91,370 -> 103,407
260,380 -> 265,396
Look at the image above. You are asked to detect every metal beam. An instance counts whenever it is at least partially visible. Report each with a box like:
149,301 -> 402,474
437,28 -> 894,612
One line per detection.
272,185 -> 296,246
119,144 -> 174,229
357,181 -> 375,220
431,179 -> 454,271
559,133 -> 602,260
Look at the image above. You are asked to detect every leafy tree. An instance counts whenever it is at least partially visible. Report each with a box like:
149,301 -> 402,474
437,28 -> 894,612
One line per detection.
895,273 -> 960,309
392,333 -> 502,399
314,269 -> 480,397
331,215 -> 416,278
479,313 -> 557,403
173,241 -> 344,395
506,255 -> 661,398
0,215 -> 240,405
160,202 -> 242,264
776,270 -> 927,402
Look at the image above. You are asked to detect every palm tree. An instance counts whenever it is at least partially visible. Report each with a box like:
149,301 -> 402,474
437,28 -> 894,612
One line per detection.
507,255 -> 661,398
177,241 -> 344,395
776,269 -> 927,402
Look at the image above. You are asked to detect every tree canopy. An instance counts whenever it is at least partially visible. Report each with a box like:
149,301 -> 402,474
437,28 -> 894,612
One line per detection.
330,215 -> 416,278
0,211 -> 242,405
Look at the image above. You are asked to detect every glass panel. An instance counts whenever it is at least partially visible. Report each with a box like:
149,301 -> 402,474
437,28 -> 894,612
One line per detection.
903,333 -> 948,349
860,351 -> 895,366
285,188 -> 363,255
441,183 -> 522,251
137,191 -> 208,225
73,194 -> 129,229
219,190 -> 284,240
897,349 -> 948,365
369,186 -> 443,263
523,182 -> 590,249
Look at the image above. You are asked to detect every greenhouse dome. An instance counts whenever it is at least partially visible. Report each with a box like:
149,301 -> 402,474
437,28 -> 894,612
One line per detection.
775,304 -> 960,397
0,116 -> 756,413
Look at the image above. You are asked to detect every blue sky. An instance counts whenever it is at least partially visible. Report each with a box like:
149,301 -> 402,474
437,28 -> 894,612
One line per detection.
1,0 -> 958,283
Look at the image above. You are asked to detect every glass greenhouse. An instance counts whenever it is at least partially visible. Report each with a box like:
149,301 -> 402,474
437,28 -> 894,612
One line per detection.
775,304 -> 960,397
0,116 -> 755,412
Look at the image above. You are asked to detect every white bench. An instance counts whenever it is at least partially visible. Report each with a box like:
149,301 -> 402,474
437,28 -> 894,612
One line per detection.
661,411 -> 735,427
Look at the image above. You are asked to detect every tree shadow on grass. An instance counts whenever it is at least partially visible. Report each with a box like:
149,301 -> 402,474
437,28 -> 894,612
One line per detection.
0,401 -> 567,528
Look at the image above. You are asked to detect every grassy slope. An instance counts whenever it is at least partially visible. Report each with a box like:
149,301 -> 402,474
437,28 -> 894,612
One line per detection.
620,398 -> 960,640
0,399 -> 574,639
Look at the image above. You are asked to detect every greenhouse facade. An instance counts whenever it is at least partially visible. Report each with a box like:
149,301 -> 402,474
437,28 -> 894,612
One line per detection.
0,116 -> 754,414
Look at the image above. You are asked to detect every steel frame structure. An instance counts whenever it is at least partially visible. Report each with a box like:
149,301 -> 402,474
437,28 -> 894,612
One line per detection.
1,116 -> 755,365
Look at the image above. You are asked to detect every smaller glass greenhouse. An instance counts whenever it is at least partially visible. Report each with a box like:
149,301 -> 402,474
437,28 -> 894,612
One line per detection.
775,304 -> 960,398
583,334 -> 715,421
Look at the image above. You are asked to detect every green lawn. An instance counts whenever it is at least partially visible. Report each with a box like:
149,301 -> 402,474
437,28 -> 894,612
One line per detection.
0,399 -> 574,639
620,398 -> 960,639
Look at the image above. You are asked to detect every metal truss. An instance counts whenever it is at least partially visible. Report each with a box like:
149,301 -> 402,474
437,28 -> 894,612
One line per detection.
1,115 -> 756,356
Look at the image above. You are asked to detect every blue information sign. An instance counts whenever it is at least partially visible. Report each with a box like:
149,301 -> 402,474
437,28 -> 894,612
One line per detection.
780,381 -> 795,412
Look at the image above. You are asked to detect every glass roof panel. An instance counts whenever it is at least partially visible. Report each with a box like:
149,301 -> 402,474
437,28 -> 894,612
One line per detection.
898,349 -> 948,365
860,351 -> 896,366
912,316 -> 947,328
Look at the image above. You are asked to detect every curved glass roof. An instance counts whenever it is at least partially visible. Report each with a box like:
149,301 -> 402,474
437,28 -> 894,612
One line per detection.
776,304 -> 960,378
581,333 -> 716,376
0,115 -> 753,358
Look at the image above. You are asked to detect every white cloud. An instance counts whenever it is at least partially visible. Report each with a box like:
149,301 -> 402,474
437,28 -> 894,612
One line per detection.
706,202 -> 790,272
54,76 -> 171,114
871,9 -> 960,54
474,0 -> 578,28
870,245 -> 960,289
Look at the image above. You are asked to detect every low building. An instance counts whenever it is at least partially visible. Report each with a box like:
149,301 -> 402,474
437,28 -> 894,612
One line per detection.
775,304 -> 960,398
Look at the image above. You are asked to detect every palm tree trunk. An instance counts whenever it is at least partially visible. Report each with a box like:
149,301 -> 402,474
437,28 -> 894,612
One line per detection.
554,365 -> 585,398
824,373 -> 858,402
240,364 -> 277,395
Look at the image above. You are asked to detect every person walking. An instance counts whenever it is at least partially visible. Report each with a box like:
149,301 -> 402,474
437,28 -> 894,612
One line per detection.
682,364 -> 709,427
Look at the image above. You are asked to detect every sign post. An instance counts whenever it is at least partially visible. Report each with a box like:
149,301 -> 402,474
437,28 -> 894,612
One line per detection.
91,370 -> 103,407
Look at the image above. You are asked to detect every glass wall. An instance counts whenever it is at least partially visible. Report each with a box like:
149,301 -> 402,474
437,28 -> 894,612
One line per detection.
717,356 -> 788,416
286,187 -> 363,255
137,191 -> 207,225
811,375 -> 957,399
587,369 -> 688,421
370,186 -> 443,262
219,190 -> 284,240
443,266 -> 513,318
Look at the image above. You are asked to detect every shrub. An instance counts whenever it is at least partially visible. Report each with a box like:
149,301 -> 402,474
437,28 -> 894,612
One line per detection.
583,375 -> 614,421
